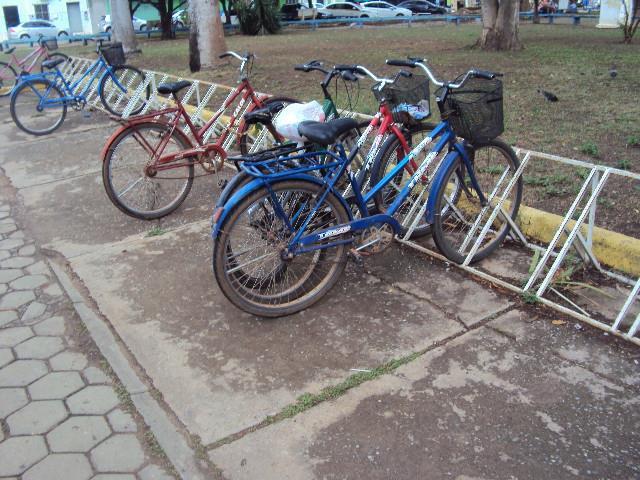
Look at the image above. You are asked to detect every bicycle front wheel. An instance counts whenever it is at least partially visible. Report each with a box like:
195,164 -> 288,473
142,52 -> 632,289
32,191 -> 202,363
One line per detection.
102,122 -> 195,220
432,138 -> 522,264
0,61 -> 18,97
10,79 -> 67,135
237,96 -> 300,155
99,65 -> 150,117
213,179 -> 350,317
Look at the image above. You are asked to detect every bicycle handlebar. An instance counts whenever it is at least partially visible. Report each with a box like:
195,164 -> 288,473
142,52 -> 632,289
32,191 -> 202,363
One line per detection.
334,64 -> 393,84
385,57 -> 502,89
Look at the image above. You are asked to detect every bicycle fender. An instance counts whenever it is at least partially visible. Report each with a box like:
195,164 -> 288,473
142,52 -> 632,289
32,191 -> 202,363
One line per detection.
425,150 -> 460,224
211,174 -> 353,238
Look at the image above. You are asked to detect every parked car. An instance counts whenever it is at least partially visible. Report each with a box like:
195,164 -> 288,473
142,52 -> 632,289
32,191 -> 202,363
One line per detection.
172,9 -> 189,29
319,1 -> 406,18
396,0 -> 449,14
98,15 -> 148,33
361,1 -> 413,17
7,20 -> 68,40
280,2 -> 327,20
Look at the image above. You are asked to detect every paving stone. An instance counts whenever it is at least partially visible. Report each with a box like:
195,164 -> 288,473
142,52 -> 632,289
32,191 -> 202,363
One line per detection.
33,316 -> 66,336
47,416 -> 111,453
0,268 -> 23,283
90,434 -> 145,472
83,366 -> 111,384
0,310 -> 18,327
10,275 -> 48,290
107,408 -> 137,433
0,388 -> 28,418
7,400 -> 68,435
29,371 -> 84,400
18,244 -> 36,256
0,211 -> 8,219
0,283 -> 6,294
27,261 -> 49,275
23,453 -> 93,480
15,336 -> 64,360
0,436 -> 48,476
50,351 -> 88,371
0,250 -> 10,260
1,256 -> 34,269
0,359 -> 47,386
139,464 -> 173,480
0,290 -> 35,309
0,347 -> 14,368
21,302 -> 47,323
68,385 -> 119,415
43,283 -> 63,297
0,326 -> 33,347
0,222 -> 17,234
9,230 -> 25,239
0,238 -> 24,250
92,475 -> 137,480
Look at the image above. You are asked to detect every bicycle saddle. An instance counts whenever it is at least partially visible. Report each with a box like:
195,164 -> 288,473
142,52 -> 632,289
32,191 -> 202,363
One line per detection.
298,118 -> 359,145
41,58 -> 65,70
4,47 -> 15,54
157,80 -> 191,95
244,101 -> 286,125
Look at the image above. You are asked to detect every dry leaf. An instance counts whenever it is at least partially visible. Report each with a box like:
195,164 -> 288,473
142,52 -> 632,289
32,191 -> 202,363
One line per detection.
552,320 -> 566,326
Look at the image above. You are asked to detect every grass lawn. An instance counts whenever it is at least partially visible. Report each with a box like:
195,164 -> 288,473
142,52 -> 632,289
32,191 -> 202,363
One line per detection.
66,23 -> 640,235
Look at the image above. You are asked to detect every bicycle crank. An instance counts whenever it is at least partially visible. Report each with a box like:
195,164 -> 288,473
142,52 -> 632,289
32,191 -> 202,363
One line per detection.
354,224 -> 394,255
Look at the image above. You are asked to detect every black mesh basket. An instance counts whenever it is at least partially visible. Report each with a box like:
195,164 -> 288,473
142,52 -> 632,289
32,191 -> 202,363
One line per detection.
43,39 -> 58,51
440,76 -> 504,143
100,42 -> 126,66
373,73 -> 430,125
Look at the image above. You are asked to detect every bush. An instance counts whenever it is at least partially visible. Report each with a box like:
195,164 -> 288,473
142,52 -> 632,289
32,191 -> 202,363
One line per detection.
235,0 -> 280,35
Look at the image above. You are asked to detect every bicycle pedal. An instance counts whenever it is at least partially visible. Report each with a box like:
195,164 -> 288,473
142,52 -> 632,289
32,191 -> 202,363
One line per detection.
348,250 -> 365,268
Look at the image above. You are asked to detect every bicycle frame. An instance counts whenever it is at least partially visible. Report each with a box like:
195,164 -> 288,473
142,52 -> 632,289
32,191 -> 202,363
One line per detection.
5,43 -> 49,73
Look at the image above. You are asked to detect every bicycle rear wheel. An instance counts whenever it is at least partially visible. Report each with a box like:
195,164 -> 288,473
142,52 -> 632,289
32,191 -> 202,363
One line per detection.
432,138 -> 522,264
213,179 -> 350,317
99,65 -> 150,117
102,122 -> 195,220
0,61 -> 18,97
10,79 -> 67,135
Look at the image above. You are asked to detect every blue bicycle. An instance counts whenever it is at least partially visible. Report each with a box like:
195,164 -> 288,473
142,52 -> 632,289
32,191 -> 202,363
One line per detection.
9,41 -> 149,135
211,58 -> 522,317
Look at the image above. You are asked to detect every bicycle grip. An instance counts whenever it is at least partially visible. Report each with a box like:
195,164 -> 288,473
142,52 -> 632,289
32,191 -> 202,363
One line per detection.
386,59 -> 416,68
294,65 -> 310,72
472,69 -> 502,79
219,52 -> 232,59
341,71 -> 358,82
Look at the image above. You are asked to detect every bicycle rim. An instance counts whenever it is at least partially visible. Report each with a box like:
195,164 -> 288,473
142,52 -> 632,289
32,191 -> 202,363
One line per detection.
0,61 -> 18,97
11,80 -> 66,135
101,66 -> 148,117
433,140 -> 522,264
104,123 -> 194,219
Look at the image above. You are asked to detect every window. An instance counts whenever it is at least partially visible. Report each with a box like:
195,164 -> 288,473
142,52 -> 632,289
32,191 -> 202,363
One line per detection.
33,4 -> 49,20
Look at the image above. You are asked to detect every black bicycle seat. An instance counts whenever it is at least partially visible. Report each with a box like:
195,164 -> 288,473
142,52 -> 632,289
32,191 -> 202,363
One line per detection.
298,118 -> 359,145
157,80 -> 191,95
4,47 -> 15,54
41,58 -> 65,70
244,101 -> 287,125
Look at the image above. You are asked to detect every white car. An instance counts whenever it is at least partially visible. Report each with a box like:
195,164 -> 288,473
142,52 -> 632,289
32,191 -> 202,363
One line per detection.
319,1 -> 409,18
7,20 -> 67,40
361,1 -> 413,16
98,15 -> 148,33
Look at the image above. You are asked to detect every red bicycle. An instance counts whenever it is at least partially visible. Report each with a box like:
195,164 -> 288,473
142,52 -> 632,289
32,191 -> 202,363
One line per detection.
101,51 -> 299,220
0,38 -> 68,97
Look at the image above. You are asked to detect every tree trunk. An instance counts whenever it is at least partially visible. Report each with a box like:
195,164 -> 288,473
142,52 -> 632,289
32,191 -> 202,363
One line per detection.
157,0 -> 175,40
533,0 -> 540,23
477,0 -> 522,51
189,0 -> 228,72
111,0 -> 139,54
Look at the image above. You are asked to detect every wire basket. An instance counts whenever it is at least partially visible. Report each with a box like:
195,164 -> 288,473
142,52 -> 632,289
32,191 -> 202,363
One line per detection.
373,72 -> 430,125
440,76 -> 504,143
43,39 -> 58,51
100,42 -> 126,66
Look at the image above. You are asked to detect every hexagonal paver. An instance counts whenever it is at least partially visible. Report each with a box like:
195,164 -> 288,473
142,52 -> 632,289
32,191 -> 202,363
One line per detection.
0,290 -> 35,309
0,359 -> 48,387
0,309 -> 18,327
50,351 -> 88,371
67,385 -> 119,415
9,275 -> 48,291
47,416 -> 111,453
28,371 -> 85,400
21,302 -> 47,323
90,434 -> 145,472
18,244 -> 36,256
0,268 -> 22,283
15,336 -> 64,360
0,436 -> 48,476
7,400 -> 68,435
139,464 -> 174,480
33,316 -> 66,336
0,387 -> 28,418
0,347 -> 14,368
0,283 -> 6,294
0,326 -> 34,347
23,453 -> 92,480
1,256 -> 35,269
107,408 -> 137,433
27,261 -> 48,275
0,238 -> 23,250
83,366 -> 110,385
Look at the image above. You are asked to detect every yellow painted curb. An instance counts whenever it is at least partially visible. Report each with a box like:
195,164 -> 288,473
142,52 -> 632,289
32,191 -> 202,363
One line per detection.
517,204 -> 640,277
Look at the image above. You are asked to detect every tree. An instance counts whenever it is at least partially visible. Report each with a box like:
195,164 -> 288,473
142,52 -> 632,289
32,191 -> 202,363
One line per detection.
621,0 -> 639,43
189,0 -> 227,72
477,0 -> 522,51
128,0 -> 186,39
112,0 -> 140,53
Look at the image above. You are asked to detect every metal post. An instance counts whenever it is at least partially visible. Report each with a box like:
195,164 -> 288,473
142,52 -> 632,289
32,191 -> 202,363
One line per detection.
612,278 -> 640,332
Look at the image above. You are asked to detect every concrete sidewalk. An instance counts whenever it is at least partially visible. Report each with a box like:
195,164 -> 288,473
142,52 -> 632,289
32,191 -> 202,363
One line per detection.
1,105 -> 639,479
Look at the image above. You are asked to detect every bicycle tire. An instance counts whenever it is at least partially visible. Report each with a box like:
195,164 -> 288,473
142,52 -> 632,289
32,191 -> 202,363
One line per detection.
102,122 -> 195,220
369,122 -> 439,238
432,138 -> 522,264
10,78 -> 67,136
0,61 -> 18,97
40,52 -> 69,72
213,179 -> 350,317
237,96 -> 301,156
99,65 -> 150,117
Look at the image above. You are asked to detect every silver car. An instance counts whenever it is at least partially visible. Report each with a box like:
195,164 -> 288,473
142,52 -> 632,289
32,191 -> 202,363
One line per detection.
98,15 -> 148,33
7,20 -> 66,40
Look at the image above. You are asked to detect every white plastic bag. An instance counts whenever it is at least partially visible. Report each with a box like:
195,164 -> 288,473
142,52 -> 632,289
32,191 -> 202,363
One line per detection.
274,101 -> 325,142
